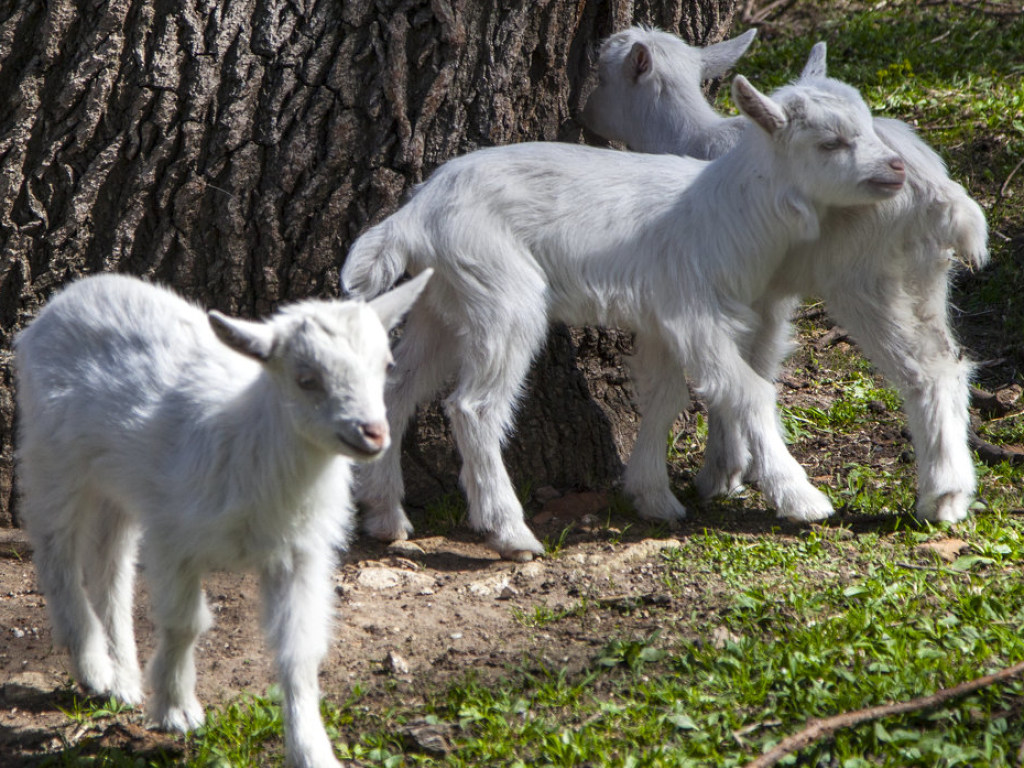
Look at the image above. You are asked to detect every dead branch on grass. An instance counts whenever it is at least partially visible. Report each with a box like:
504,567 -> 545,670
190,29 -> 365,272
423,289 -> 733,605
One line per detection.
745,659 -> 1024,768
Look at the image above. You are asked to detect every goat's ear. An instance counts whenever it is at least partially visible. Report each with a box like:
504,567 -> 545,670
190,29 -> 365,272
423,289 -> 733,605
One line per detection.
368,268 -> 433,332
781,191 -> 820,241
733,75 -> 787,135
700,28 -> 756,80
800,42 -> 828,80
209,311 -> 277,362
626,41 -> 653,82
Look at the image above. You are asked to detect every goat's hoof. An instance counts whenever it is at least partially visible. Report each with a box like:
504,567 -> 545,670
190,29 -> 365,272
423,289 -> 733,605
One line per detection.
504,549 -> 538,563
776,487 -> 834,523
111,680 -> 144,707
489,528 -> 545,562
361,504 -> 415,543
629,487 -> 687,522
74,651 -> 116,699
287,735 -> 342,768
151,698 -> 205,733
917,492 -> 971,524
694,468 -> 745,500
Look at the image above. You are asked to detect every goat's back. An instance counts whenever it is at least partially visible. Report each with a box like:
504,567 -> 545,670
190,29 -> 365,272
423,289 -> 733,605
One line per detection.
17,274 -> 249,414
15,275 -> 257,488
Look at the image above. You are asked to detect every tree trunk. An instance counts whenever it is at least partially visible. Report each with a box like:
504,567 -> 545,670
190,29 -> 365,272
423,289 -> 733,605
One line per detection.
0,0 -> 739,526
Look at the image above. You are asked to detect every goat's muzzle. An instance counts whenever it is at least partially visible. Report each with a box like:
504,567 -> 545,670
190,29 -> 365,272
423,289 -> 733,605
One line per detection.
865,157 -> 906,196
336,420 -> 390,458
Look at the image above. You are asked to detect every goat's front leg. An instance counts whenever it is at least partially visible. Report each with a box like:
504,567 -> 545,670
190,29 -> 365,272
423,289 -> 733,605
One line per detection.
696,295 -> 798,500
261,543 -> 340,768
684,323 -> 833,522
828,276 -> 975,523
357,304 -> 458,543
624,333 -> 690,521
146,561 -> 211,732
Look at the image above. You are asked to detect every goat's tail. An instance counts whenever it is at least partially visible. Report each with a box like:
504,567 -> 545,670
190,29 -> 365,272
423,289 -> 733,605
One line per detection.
341,219 -> 410,299
946,186 -> 989,270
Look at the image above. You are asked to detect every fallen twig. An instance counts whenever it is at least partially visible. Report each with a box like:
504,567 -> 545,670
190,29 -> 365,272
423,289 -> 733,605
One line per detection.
894,561 -> 972,579
740,0 -> 799,25
814,326 -> 850,350
745,659 -> 1024,768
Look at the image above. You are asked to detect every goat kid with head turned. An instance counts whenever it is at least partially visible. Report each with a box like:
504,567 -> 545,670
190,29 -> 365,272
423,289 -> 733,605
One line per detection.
342,73 -> 907,562
582,30 -> 989,524
15,270 -> 432,768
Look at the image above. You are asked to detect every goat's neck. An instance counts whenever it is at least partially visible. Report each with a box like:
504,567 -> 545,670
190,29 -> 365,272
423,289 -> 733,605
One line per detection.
686,141 -> 812,294
214,374 -> 337,519
638,90 -> 736,159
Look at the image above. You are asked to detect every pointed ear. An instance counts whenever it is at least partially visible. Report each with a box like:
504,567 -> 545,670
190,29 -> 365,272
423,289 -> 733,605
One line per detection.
626,41 -> 653,82
800,41 -> 828,80
781,191 -> 820,241
700,28 -> 756,80
368,268 -> 433,332
732,75 -> 787,135
209,311 -> 277,362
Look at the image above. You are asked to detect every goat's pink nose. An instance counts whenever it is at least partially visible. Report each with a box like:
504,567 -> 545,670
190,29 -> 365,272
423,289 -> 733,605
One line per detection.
360,421 -> 389,450
889,157 -> 906,174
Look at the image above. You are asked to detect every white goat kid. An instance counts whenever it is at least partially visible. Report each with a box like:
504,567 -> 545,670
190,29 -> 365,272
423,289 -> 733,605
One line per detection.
342,75 -> 907,561
583,31 -> 989,523
581,26 -> 757,159
15,271 -> 431,768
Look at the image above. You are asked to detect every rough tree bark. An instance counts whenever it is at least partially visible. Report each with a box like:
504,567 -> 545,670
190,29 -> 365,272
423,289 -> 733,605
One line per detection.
0,0 -> 739,526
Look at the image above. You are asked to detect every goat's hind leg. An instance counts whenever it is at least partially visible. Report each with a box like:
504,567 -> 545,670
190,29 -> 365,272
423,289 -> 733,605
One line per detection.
83,500 -> 143,705
23,486 -> 118,698
357,302 -> 458,543
828,277 -> 975,523
624,332 -> 690,522
444,298 -> 548,561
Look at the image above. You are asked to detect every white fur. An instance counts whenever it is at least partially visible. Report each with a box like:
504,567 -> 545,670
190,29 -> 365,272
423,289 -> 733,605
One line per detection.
584,31 -> 989,524
342,75 -> 908,559
581,27 -> 757,159
15,271 -> 431,768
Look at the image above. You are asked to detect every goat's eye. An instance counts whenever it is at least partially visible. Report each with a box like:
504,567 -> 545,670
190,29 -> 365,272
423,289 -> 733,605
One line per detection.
819,137 -> 849,151
296,372 -> 323,392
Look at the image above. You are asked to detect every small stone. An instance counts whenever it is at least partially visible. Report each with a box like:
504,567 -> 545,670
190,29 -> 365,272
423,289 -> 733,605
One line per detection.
449,632 -> 463,640
534,486 -> 563,504
400,718 -> 454,756
418,587 -> 435,596
515,561 -> 546,581
468,575 -> 510,597
383,651 -> 410,675
498,585 -> 519,600
387,540 -> 425,557
357,568 -> 403,590
11,628 -> 24,639
711,626 -> 741,649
